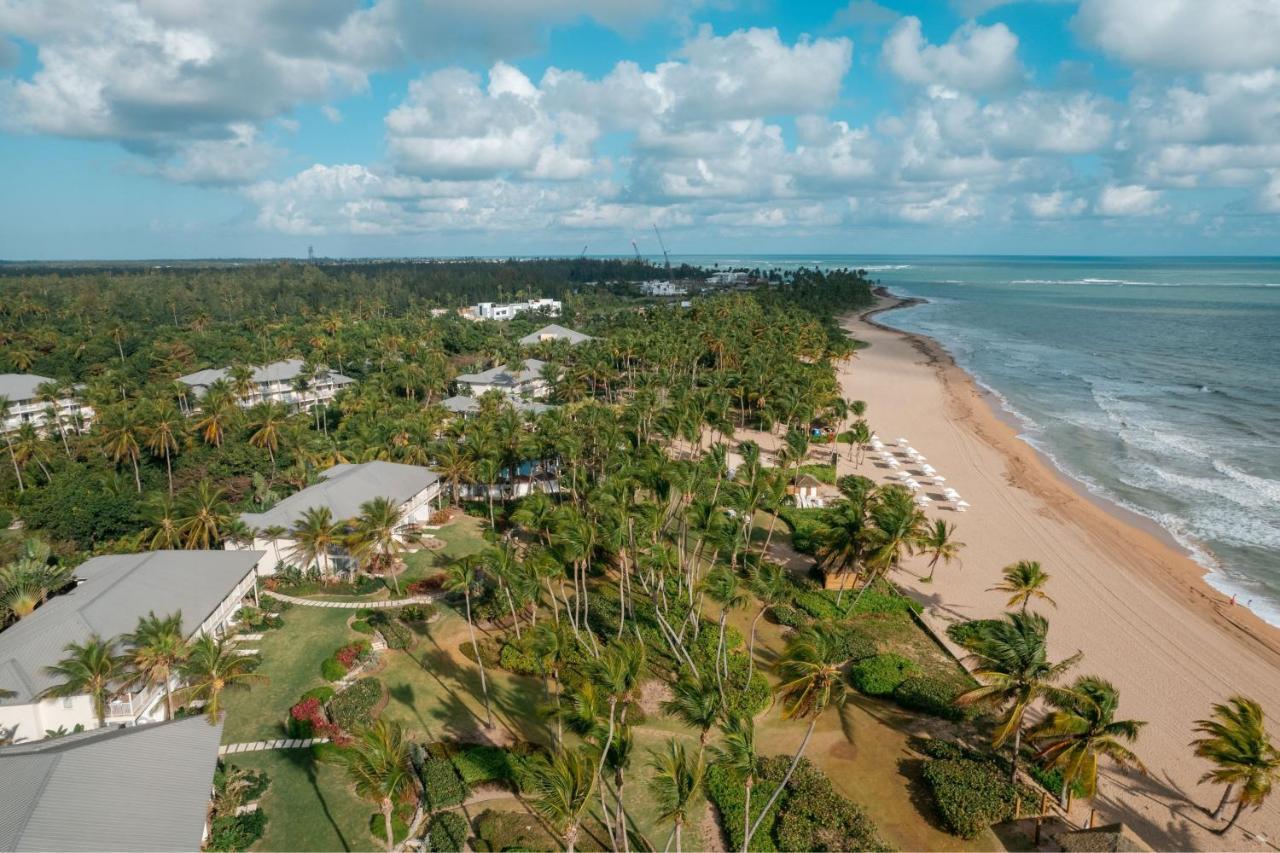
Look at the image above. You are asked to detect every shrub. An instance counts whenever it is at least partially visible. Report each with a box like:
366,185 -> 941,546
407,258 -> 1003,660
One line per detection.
351,619 -> 373,634
328,677 -> 383,730
892,674 -> 969,720
424,811 -> 469,852
458,638 -> 500,668
450,743 -> 539,789
379,618 -> 414,650
321,656 -> 347,682
850,653 -> 918,696
311,741 -> 341,762
921,745 -> 1035,839
369,811 -> 410,845
473,808 -> 559,852
208,811 -> 267,851
768,603 -> 807,629
408,574 -> 448,594
794,590 -> 842,621
498,640 -> 543,676
420,756 -> 468,811
775,506 -> 828,555
400,603 -> 437,622
288,697 -> 327,737
848,584 -> 919,617
827,623 -> 877,662
334,640 -> 370,669
946,619 -> 1002,647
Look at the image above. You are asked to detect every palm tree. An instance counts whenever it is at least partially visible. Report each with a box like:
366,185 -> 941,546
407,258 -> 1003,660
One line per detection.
141,400 -> 184,496
746,562 -> 789,686
143,494 -> 184,550
0,396 -> 25,492
711,713 -> 757,853
1192,696 -> 1280,834
176,479 -> 232,549
702,566 -> 747,703
288,506 -> 341,578
332,720 -> 417,852
99,404 -> 145,493
746,629 -> 848,847
247,401 -> 288,476
989,560 -> 1055,612
446,554 -> 494,728
648,738 -> 705,853
349,496 -> 414,596
662,674 -> 722,760
123,611 -> 189,720
956,611 -> 1081,783
527,747 -> 597,853
921,519 -> 964,582
1031,675 -> 1146,809
40,635 -> 125,727
179,635 -> 264,723
590,642 -> 645,799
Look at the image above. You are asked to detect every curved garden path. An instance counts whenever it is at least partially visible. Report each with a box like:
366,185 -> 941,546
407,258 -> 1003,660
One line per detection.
262,589 -> 439,609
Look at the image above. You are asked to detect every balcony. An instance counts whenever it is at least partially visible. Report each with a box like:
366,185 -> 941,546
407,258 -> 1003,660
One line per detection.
105,682 -> 168,721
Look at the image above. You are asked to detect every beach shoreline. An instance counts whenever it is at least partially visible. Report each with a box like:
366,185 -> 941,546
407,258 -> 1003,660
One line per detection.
837,294 -> 1280,850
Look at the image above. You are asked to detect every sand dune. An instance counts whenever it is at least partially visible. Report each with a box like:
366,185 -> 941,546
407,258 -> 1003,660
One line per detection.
833,298 -> 1280,851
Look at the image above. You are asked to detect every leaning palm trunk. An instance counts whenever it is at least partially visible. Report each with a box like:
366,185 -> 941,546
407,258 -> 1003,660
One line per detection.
463,588 -> 494,728
1212,783 -> 1235,820
741,776 -> 753,853
1219,798 -> 1247,835
381,798 -> 395,853
746,718 -> 817,847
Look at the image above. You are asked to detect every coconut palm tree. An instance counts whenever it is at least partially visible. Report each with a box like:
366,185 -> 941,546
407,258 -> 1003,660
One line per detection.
661,674 -> 722,761
1031,675 -> 1146,809
0,396 -> 26,492
527,747 -> 597,853
746,561 -> 789,686
590,642 -> 645,791
176,479 -> 232,549
349,496 -> 415,596
702,566 -> 747,702
747,629 -> 848,846
648,738 -> 705,853
956,611 -> 1081,783
989,560 -> 1055,612
179,635 -> 263,723
711,713 -> 757,853
247,401 -> 288,476
143,494 -> 184,550
445,554 -> 494,728
40,635 -> 125,727
332,720 -> 417,852
99,403 -> 145,493
123,611 -> 189,720
1192,696 -> 1280,834
141,399 -> 184,496
288,506 -> 341,578
921,519 -> 964,582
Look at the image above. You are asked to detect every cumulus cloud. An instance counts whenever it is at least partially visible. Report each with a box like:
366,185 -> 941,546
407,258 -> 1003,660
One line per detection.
883,17 -> 1023,92
1025,190 -> 1087,219
1096,184 -> 1164,217
1075,0 -> 1280,71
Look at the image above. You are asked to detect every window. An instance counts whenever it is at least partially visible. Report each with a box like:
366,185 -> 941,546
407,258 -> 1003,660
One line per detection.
63,697 -> 73,709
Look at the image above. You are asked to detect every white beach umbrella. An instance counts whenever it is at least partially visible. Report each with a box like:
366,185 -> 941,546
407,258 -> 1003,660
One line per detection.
931,475 -> 946,483
915,495 -> 932,507
954,500 -> 970,512
905,480 -> 921,491
886,458 -> 900,468
921,463 -> 936,472
897,437 -> 909,446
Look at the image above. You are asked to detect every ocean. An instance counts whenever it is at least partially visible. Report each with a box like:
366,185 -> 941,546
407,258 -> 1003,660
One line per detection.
672,255 -> 1280,626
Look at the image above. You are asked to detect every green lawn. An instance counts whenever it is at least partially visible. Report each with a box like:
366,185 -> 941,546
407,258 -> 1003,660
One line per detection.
220,605 -> 355,744
223,749 -> 377,852
400,515 -> 489,586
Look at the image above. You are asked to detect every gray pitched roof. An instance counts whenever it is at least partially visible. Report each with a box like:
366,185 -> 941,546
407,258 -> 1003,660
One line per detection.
0,551 -> 261,704
455,359 -> 546,388
240,461 -> 439,532
440,396 -> 554,416
518,325 -> 592,346
0,717 -> 224,852
177,359 -> 353,393
0,375 -> 55,404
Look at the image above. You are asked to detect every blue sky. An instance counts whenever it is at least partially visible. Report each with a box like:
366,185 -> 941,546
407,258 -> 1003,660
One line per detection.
2,0 -> 1279,259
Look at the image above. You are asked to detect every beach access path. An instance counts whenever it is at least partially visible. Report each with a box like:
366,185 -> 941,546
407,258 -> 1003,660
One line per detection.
832,297 -> 1280,851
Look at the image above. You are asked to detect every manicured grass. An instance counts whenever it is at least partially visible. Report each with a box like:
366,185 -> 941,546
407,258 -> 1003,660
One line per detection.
219,605 -> 355,744
223,748 -> 376,852
401,515 -> 489,585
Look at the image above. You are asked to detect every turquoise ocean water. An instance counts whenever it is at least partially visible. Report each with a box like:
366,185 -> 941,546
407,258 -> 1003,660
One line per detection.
670,255 -> 1280,625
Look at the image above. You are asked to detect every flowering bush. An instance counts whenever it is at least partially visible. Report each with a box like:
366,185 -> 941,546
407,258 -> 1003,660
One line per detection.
288,697 -> 327,738
334,640 -> 369,669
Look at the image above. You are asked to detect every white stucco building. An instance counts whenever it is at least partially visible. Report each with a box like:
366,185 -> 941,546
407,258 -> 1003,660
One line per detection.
233,461 -> 442,575
177,358 -> 354,412
0,550 -> 262,744
638,280 -> 686,296
454,359 -> 549,400
0,374 -> 94,435
470,298 -> 562,320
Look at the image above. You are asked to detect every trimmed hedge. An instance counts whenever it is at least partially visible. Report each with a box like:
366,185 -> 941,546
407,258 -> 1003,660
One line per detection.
850,653 -> 918,696
369,811 -> 411,845
828,623 -> 877,662
378,618 -> 414,650
321,656 -> 347,682
423,811 -> 468,852
892,674 -> 968,720
920,740 -> 1036,840
351,619 -> 374,634
328,677 -> 383,730
768,603 -> 807,629
498,639 -> 543,676
420,756 -> 468,812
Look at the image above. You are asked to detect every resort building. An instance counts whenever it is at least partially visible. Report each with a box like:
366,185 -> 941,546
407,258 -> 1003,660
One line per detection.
638,280 -> 686,296
468,298 -> 562,321
0,373 -> 93,435
454,358 -> 550,400
0,716 -> 224,851
234,461 -> 442,575
518,324 -> 592,346
440,396 -> 554,418
0,550 -> 262,743
176,358 -> 354,412
706,271 -> 750,286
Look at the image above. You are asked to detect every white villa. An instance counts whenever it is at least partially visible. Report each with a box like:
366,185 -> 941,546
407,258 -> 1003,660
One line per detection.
233,461 -> 443,575
177,358 -> 354,412
454,359 -> 549,400
0,374 -> 93,435
639,280 -> 686,296
0,550 -> 262,743
440,395 -> 554,418
518,324 -> 592,346
469,298 -> 562,321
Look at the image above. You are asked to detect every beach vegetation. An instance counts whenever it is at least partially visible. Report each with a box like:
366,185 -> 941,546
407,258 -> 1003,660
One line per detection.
1191,695 -> 1280,835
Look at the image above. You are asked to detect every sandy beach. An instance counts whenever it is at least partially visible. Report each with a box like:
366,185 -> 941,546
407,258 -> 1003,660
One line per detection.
833,296 -> 1280,850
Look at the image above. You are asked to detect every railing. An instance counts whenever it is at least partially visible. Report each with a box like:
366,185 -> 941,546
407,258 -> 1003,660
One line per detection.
105,682 -> 167,721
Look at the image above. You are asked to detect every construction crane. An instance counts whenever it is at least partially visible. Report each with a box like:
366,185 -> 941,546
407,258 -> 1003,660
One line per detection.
631,240 -> 642,262
580,244 -> 588,257
652,224 -> 672,280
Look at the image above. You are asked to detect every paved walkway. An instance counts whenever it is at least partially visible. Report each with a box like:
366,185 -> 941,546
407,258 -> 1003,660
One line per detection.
262,589 -> 438,609
219,737 -> 329,755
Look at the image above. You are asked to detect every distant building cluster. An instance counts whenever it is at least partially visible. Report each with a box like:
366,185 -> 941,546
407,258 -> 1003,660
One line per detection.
706,271 -> 750,286
465,298 -> 562,321
176,358 -> 354,412
638,280 -> 687,296
0,373 -> 94,435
